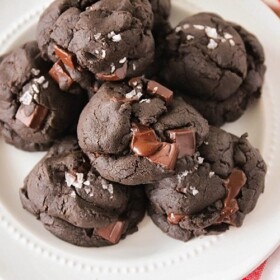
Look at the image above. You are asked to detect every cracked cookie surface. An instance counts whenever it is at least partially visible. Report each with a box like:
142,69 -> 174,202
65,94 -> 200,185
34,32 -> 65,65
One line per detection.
20,137 -> 146,247
78,80 -> 209,185
0,41 -> 87,151
37,0 -> 155,83
146,126 -> 267,242
160,13 -> 266,126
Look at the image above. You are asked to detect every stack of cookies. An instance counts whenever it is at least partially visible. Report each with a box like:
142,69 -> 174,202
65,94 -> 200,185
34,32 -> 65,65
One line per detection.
0,0 -> 267,247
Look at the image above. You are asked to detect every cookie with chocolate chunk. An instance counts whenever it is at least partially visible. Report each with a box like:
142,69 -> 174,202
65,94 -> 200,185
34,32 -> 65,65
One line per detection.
78,78 -> 209,185
160,13 -> 266,126
20,137 -> 146,247
146,126 -> 266,242
37,0 -> 155,89
0,41 -> 87,151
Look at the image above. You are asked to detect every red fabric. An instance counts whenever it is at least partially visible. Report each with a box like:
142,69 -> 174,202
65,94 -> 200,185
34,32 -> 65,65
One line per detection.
242,261 -> 267,280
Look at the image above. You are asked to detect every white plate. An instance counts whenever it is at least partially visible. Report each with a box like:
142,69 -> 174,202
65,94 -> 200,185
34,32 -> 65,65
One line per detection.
0,1 -> 280,279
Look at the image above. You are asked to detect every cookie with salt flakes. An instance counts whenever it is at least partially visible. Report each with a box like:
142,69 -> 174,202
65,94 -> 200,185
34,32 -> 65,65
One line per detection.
146,126 -> 267,242
20,137 -> 146,247
0,41 -> 87,151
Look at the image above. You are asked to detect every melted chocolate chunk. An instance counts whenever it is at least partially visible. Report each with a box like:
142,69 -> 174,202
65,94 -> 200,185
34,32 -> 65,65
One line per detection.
54,45 -> 76,70
131,123 -> 162,157
131,123 -> 179,170
16,103 -> 49,129
95,221 -> 125,244
167,128 -> 196,158
167,213 -> 185,225
96,62 -> 128,81
148,142 -> 178,170
147,80 -> 173,104
49,60 -> 74,91
218,169 -> 247,225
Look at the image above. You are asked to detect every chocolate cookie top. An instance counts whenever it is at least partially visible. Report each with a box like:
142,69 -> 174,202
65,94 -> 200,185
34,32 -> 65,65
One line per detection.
161,13 -> 248,101
78,78 -> 209,185
181,21 -> 266,126
37,0 -> 155,85
0,41 -> 87,151
20,137 -> 146,247
146,126 -> 267,241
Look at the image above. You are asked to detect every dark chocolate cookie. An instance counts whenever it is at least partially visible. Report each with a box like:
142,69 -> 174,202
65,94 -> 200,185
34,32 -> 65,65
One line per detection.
0,41 -> 87,151
181,20 -> 266,126
160,13 -> 266,126
146,126 -> 266,242
78,78 -> 209,185
20,137 -> 146,247
37,0 -> 155,87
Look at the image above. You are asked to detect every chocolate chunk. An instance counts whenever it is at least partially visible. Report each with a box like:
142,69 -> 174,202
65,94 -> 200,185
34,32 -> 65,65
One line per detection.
95,62 -> 127,81
167,128 -> 196,158
16,103 -> 48,129
147,80 -> 173,104
148,142 -> 178,170
167,213 -> 185,225
95,221 -> 125,244
49,60 -> 74,91
54,45 -> 76,70
131,123 -> 162,157
218,169 -> 247,225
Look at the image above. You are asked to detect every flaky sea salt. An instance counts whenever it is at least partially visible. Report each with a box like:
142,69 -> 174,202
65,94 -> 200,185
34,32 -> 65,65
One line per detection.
207,39 -> 218,49
140,99 -> 151,104
190,186 -> 199,196
94,33 -> 102,40
101,50 -> 106,59
132,63 -> 136,71
229,39 -> 235,47
197,157 -> 204,164
224,32 -> 233,39
209,171 -> 215,178
193,24 -> 205,30
19,91 -> 33,105
183,24 -> 190,29
110,63 -> 116,73
42,81 -> 49,89
205,26 -> 218,39
31,68 -> 40,76
119,57 -> 127,64
186,35 -> 194,41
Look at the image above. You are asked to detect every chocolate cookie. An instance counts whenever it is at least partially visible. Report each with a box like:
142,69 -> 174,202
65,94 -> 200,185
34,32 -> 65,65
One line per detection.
78,78 -> 209,185
160,13 -> 266,126
20,137 -> 146,247
146,126 -> 267,242
37,0 -> 155,88
0,41 -> 87,151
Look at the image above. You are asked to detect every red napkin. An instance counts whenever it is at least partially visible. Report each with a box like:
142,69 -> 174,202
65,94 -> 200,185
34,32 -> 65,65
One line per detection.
243,261 -> 267,280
